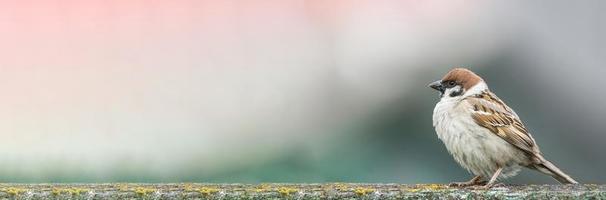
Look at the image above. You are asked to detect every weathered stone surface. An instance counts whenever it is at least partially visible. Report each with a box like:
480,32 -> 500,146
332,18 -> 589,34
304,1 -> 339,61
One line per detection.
0,183 -> 603,199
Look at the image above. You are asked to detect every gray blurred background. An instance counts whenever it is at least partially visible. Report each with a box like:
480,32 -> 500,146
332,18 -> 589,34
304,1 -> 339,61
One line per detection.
0,0 -> 604,183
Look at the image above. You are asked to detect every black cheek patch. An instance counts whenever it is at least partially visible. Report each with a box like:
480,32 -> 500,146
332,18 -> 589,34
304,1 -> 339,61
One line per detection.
449,88 -> 464,97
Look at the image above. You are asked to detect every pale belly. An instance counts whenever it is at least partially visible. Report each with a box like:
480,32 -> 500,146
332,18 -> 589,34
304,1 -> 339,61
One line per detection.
433,101 -> 528,178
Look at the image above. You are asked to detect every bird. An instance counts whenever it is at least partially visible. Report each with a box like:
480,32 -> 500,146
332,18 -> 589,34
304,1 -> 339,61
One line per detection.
428,67 -> 578,188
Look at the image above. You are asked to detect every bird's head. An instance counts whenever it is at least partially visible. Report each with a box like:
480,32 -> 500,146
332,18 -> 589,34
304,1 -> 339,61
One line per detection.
428,68 -> 485,98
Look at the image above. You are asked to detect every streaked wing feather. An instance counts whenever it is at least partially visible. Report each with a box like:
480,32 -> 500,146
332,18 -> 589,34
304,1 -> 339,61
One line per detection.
466,91 -> 539,154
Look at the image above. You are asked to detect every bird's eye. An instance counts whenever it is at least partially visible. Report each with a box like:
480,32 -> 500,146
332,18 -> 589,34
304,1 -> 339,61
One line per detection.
448,81 -> 456,86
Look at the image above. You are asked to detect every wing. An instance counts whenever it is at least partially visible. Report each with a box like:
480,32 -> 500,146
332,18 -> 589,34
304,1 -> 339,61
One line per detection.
465,91 -> 540,154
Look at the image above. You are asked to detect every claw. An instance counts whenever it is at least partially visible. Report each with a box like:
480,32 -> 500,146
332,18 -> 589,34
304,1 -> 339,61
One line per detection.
448,176 -> 486,188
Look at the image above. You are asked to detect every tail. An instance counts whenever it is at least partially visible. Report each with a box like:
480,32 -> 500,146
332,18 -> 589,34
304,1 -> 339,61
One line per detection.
530,155 -> 578,184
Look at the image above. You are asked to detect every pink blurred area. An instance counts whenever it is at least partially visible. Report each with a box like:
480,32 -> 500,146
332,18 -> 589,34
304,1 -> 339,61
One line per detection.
0,1 -> 479,137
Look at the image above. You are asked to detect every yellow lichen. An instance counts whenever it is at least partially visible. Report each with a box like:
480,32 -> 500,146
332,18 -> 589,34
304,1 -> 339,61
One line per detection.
277,187 -> 298,196
198,187 -> 220,196
354,187 -> 375,196
407,184 -> 447,192
70,188 -> 88,195
405,188 -> 421,193
116,183 -> 129,192
183,183 -> 195,192
331,183 -> 349,191
251,183 -> 271,193
134,187 -> 155,196
420,184 -> 446,190
3,187 -> 26,196
51,188 -> 61,196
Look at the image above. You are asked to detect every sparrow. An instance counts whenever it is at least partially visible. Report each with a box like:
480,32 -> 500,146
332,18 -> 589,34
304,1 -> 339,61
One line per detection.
428,68 -> 578,188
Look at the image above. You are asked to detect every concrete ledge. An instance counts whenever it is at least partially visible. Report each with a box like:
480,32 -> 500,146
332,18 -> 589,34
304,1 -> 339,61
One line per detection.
0,183 -> 603,199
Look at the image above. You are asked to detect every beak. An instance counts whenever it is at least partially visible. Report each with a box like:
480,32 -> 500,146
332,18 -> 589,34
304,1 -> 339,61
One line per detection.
428,80 -> 443,92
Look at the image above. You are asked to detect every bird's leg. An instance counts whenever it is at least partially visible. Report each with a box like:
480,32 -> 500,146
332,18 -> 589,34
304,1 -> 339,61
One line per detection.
448,175 -> 486,187
479,167 -> 503,189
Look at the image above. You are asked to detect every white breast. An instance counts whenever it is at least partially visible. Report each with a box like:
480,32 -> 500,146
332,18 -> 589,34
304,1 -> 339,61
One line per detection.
432,90 -> 526,178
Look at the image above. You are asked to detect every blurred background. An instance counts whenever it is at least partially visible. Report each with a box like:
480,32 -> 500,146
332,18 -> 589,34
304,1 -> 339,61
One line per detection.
0,0 -> 604,183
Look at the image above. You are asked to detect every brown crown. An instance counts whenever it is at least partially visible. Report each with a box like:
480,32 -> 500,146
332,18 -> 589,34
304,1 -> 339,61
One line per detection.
441,68 -> 484,90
